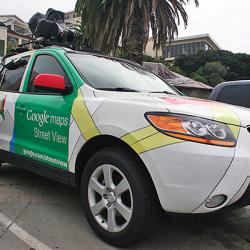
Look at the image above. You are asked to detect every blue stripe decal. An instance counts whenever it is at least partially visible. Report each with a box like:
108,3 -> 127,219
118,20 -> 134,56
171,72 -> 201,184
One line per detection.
10,131 -> 15,153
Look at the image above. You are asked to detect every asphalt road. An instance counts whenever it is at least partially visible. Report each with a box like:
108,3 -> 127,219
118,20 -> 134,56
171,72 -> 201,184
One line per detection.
1,164 -> 250,250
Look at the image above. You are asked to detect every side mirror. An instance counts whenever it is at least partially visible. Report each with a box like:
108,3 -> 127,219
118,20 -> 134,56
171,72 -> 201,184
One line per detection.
33,74 -> 72,94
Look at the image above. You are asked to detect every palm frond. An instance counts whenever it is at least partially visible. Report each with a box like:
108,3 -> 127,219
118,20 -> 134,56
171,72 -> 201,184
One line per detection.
75,0 -> 199,55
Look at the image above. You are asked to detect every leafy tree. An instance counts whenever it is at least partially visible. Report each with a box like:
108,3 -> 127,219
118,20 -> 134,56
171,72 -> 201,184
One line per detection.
143,55 -> 165,63
116,51 -> 165,63
168,64 -> 186,76
192,62 -> 227,86
75,0 -> 199,64
174,50 -> 250,85
201,62 -> 227,86
7,43 -> 17,54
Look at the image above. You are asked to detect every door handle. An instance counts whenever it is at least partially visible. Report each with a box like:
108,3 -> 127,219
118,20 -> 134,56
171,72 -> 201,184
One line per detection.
16,106 -> 27,113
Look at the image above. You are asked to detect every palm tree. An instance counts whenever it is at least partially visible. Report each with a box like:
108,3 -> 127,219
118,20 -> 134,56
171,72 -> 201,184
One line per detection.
68,20 -> 92,50
75,0 -> 199,64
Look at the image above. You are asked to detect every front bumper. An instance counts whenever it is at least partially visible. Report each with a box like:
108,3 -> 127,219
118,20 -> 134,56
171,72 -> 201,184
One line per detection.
140,127 -> 250,213
194,127 -> 250,213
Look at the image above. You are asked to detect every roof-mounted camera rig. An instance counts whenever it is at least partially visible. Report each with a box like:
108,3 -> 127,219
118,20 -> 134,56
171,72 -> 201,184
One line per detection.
1,9 -> 101,65
29,8 -> 75,46
1,9 -> 75,64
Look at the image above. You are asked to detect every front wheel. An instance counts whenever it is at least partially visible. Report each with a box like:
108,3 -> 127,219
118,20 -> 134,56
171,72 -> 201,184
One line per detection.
81,148 -> 158,247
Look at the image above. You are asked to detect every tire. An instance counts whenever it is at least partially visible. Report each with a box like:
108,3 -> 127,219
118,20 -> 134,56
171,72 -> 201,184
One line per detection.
81,147 -> 159,247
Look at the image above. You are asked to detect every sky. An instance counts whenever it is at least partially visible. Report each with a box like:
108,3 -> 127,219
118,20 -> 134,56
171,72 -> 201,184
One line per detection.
0,0 -> 250,54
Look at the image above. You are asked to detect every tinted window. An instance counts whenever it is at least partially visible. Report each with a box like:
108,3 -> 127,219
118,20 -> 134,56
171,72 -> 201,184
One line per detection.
0,67 -> 4,84
29,55 -> 71,92
216,84 -> 250,108
68,54 -> 178,94
0,57 -> 29,92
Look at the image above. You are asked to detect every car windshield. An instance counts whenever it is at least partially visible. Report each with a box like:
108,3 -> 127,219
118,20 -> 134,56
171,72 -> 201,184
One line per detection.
67,53 -> 178,94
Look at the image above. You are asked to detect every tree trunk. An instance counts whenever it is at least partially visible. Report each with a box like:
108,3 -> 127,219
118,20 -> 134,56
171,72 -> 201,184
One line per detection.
126,2 -> 144,65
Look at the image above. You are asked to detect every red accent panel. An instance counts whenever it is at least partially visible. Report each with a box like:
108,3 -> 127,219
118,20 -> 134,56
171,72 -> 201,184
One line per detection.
160,96 -> 220,106
34,74 -> 66,90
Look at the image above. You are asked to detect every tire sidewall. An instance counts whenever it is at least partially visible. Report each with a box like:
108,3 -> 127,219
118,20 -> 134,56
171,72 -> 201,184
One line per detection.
81,148 -> 150,245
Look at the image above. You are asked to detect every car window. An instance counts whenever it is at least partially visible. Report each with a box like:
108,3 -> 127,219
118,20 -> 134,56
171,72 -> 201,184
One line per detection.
67,53 -> 178,94
216,85 -> 250,108
28,54 -> 71,92
0,67 -> 5,86
0,56 -> 30,92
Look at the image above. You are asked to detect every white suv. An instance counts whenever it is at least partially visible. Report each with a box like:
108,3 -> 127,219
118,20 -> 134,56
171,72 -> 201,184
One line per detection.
0,46 -> 250,246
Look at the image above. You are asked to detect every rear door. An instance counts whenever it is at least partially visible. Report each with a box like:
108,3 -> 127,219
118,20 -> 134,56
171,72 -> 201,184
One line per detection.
13,51 -> 77,171
0,56 -> 30,153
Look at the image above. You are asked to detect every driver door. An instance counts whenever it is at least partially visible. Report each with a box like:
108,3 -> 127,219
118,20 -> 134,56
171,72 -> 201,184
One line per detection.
14,53 -> 76,170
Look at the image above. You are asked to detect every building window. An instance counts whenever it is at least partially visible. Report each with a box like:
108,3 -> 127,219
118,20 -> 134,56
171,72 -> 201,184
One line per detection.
165,47 -> 170,58
191,43 -> 196,54
183,44 -> 188,55
7,36 -> 19,45
170,46 -> 174,58
197,42 -> 201,51
0,40 -> 5,57
200,42 -> 205,50
14,25 -> 27,35
187,43 -> 192,55
181,44 -> 184,55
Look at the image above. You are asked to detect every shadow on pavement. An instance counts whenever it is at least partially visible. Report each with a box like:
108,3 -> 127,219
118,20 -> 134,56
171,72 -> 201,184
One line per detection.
1,164 -> 250,250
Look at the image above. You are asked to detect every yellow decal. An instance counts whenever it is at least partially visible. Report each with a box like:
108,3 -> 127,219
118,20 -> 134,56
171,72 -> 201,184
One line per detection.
209,105 -> 241,139
72,90 -> 100,140
131,132 -> 182,154
121,126 -> 158,145
228,124 -> 240,139
209,106 -> 241,126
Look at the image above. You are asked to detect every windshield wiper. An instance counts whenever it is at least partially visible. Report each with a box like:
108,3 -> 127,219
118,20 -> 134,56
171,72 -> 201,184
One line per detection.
149,91 -> 176,95
96,87 -> 139,92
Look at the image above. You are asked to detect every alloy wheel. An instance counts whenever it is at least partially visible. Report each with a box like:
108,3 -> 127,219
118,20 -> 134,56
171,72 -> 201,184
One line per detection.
88,164 -> 133,232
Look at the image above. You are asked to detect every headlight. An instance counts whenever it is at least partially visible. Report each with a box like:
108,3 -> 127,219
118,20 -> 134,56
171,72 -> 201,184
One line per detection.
145,113 -> 236,147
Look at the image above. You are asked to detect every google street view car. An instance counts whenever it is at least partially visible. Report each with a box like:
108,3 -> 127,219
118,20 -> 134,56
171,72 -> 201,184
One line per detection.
1,9 -> 250,247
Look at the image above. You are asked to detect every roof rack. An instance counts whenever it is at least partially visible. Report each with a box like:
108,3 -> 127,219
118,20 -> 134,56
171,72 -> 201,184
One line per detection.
20,38 -> 74,50
2,37 -> 102,62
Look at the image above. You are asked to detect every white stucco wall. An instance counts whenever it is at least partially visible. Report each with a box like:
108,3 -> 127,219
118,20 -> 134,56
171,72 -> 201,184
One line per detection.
0,26 -> 7,56
145,38 -> 163,58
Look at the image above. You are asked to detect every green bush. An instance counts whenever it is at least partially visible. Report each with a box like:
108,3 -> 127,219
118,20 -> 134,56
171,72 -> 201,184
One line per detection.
174,50 -> 250,86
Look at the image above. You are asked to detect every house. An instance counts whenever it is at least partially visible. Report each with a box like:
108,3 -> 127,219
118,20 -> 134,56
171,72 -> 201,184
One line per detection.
143,62 -> 213,99
0,15 -> 32,55
64,11 -> 81,27
0,21 -> 7,56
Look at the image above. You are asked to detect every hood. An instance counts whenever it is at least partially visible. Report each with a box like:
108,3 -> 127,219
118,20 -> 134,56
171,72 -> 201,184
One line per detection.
94,90 -> 250,127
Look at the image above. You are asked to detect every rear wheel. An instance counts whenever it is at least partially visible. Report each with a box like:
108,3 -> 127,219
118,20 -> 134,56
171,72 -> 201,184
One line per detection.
81,148 -> 158,247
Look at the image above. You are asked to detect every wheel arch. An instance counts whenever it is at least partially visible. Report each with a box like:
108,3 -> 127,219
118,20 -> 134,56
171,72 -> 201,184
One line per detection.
74,135 -> 158,199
